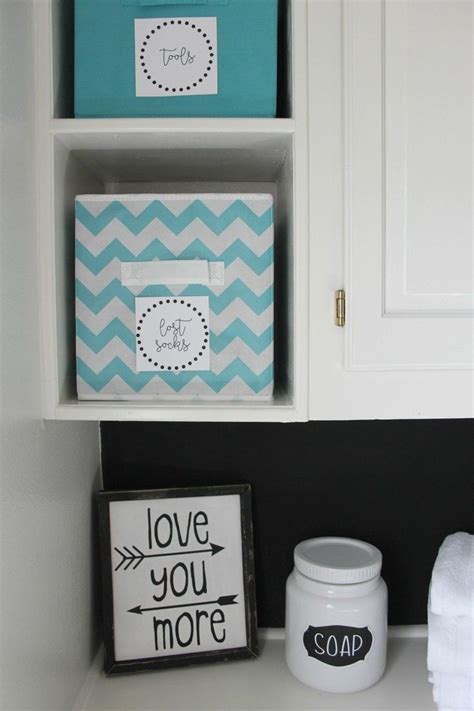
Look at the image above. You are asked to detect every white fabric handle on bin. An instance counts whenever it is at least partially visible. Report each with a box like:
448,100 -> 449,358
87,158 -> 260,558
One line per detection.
121,260 -> 225,286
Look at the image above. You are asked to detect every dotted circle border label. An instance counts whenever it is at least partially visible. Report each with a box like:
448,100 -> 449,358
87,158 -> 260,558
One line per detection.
139,20 -> 215,93
136,299 -> 210,371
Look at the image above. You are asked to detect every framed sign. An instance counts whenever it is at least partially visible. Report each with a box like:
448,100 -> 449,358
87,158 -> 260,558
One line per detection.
98,484 -> 258,675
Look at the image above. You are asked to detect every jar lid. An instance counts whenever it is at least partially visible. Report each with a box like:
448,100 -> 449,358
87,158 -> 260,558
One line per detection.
294,537 -> 382,585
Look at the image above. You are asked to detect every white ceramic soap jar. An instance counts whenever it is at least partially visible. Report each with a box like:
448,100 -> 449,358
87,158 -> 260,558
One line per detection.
285,537 -> 387,693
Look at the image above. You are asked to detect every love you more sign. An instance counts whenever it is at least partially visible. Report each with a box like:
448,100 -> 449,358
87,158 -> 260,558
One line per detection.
98,486 -> 258,674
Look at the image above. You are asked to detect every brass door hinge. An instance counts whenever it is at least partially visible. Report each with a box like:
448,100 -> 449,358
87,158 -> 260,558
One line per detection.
335,289 -> 345,327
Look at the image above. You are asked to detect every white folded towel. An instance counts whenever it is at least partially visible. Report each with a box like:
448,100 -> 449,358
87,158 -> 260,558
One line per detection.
431,672 -> 474,710
428,592 -> 474,674
430,533 -> 474,618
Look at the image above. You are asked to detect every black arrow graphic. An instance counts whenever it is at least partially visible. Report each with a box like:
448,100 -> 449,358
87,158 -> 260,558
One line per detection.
114,542 -> 225,571
128,595 -> 238,615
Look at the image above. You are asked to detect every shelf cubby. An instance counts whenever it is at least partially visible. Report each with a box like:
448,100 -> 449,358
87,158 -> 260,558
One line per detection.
35,0 -> 309,422
49,1 -> 293,120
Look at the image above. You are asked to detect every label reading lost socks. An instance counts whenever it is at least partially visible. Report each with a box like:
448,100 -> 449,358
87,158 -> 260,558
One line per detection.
135,17 -> 218,97
135,296 -> 210,373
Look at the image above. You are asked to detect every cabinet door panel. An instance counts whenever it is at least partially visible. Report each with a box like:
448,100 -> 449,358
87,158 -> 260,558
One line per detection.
309,0 -> 473,419
384,0 -> 472,314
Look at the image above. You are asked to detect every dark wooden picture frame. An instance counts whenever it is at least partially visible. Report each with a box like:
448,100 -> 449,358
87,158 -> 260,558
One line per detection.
98,484 -> 258,675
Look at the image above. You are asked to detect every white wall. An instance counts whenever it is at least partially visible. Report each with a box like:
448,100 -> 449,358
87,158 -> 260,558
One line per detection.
0,2 -> 100,709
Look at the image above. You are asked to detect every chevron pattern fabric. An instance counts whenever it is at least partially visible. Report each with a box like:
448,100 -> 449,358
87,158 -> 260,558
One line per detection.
75,194 -> 274,400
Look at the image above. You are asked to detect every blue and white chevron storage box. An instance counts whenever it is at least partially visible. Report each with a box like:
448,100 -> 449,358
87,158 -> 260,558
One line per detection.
75,194 -> 274,400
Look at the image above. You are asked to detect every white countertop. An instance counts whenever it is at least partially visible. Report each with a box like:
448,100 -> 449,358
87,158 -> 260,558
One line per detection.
75,627 -> 436,711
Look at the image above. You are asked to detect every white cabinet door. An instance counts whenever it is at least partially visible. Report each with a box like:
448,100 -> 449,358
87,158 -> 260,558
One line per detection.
309,0 -> 473,420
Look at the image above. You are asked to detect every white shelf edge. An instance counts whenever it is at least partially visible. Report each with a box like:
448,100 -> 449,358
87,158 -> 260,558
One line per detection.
260,626 -> 428,641
50,118 -> 297,135
74,626 -> 432,711
387,624 -> 427,639
52,402 -> 300,423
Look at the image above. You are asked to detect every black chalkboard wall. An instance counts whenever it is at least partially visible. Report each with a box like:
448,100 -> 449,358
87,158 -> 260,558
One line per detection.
101,419 -> 473,627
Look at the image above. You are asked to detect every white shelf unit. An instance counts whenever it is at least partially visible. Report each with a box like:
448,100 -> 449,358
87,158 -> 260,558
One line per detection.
75,628 -> 436,711
35,1 -> 309,422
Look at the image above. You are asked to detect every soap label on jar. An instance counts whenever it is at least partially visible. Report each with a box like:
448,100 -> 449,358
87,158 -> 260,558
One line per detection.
303,625 -> 373,667
135,296 -> 210,373
135,17 -> 218,97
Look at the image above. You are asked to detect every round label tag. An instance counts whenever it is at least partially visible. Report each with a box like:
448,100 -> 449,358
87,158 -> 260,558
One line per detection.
136,297 -> 210,373
135,17 -> 218,97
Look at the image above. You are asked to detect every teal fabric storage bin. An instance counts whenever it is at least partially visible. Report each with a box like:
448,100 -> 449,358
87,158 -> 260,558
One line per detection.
75,0 -> 278,117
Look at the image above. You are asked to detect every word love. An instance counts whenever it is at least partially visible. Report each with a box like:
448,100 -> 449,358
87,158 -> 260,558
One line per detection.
147,508 -> 209,549
155,317 -> 192,353
160,46 -> 195,67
